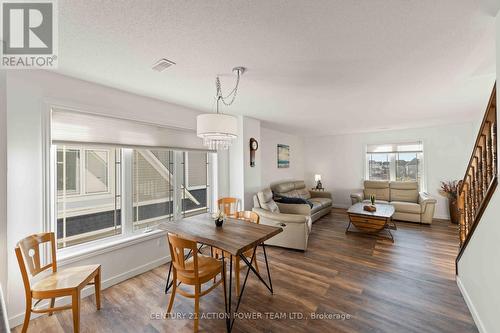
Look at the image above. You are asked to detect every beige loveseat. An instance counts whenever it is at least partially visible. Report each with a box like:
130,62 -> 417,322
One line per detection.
350,180 -> 436,224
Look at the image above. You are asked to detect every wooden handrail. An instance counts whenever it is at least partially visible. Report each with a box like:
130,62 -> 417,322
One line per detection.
456,83 -> 497,272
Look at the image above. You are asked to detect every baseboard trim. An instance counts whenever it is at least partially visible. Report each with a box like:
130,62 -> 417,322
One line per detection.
456,275 -> 487,333
8,255 -> 170,328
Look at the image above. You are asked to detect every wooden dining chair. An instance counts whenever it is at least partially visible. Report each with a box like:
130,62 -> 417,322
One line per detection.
217,197 -> 239,217
15,232 -> 101,333
166,233 -> 226,333
213,211 -> 260,295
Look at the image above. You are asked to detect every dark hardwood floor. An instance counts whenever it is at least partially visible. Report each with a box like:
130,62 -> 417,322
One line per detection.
13,209 -> 477,332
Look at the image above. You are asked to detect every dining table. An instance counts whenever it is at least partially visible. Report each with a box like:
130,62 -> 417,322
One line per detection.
157,214 -> 283,332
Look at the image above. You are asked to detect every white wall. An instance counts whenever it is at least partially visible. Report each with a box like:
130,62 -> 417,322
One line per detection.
303,123 -> 476,219
228,116 -> 262,210
0,70 -> 7,297
243,118 -> 261,210
260,127 -> 305,187
229,116 -> 245,207
457,11 -> 500,333
5,70 -> 208,326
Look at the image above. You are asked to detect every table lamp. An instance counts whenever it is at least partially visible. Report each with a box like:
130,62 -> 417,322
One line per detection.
314,174 -> 322,189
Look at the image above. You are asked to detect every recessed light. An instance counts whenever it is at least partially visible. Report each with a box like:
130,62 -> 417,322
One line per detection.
152,58 -> 176,72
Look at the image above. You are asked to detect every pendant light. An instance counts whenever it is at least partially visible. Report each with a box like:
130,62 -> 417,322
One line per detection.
196,67 -> 245,150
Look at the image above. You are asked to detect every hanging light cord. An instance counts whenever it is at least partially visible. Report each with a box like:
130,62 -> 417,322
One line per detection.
215,68 -> 242,112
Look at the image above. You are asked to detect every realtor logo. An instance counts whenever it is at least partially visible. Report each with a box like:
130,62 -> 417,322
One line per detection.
1,0 -> 58,68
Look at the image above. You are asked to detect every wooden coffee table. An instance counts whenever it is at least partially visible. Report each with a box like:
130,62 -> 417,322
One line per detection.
346,203 -> 396,241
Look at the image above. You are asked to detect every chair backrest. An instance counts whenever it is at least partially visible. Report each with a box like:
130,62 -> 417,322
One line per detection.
235,211 -> 260,224
167,233 -> 199,278
218,197 -> 239,216
15,232 -> 57,291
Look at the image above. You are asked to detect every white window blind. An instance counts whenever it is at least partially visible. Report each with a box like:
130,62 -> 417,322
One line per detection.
51,108 -> 209,151
366,141 -> 423,153
186,152 -> 207,188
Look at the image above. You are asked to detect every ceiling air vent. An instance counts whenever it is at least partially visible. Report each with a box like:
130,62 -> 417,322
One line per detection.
152,58 -> 176,72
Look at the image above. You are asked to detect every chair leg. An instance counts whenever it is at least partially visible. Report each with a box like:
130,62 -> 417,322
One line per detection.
194,285 -> 200,333
48,298 -> 55,316
213,252 -> 218,283
167,274 -> 177,313
95,268 -> 101,310
254,255 -> 260,274
72,290 -> 81,333
21,298 -> 31,333
235,257 -> 240,296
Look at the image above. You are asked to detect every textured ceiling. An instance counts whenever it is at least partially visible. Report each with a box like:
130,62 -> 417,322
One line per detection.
56,0 -> 498,135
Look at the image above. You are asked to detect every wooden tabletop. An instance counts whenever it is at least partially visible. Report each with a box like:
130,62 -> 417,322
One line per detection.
347,203 -> 395,218
157,214 -> 283,256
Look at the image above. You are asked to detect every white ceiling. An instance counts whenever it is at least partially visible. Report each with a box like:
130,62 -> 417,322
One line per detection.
56,0 -> 499,136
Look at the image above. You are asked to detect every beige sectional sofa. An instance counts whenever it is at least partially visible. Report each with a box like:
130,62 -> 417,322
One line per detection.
350,180 -> 437,224
271,181 -> 333,222
252,181 -> 333,251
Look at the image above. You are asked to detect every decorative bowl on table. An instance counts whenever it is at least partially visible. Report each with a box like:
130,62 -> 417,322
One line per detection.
363,205 -> 377,212
212,211 -> 225,227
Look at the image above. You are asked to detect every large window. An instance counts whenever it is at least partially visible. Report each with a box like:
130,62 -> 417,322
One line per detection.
366,142 -> 424,187
55,145 -> 213,249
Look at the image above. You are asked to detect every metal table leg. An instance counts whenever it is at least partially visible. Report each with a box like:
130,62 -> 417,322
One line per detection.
225,243 -> 274,332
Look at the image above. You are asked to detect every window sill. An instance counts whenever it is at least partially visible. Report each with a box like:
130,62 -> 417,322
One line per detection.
57,229 -> 167,267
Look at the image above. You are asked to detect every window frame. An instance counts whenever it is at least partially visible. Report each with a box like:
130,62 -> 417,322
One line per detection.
55,145 -> 121,249
364,141 -> 426,191
131,149 -> 175,232
182,151 -> 210,217
57,147 -> 113,198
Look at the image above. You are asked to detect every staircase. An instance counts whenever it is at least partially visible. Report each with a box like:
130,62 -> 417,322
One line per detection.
456,83 -> 497,271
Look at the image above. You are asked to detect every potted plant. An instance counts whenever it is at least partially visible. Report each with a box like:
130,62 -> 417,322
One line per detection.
212,210 -> 225,227
370,194 -> 376,206
439,180 -> 459,224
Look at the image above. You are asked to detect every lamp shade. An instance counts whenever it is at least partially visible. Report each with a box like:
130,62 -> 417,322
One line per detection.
196,113 -> 238,150
314,174 -> 322,182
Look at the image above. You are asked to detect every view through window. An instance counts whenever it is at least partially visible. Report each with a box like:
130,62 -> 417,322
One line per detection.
366,142 -> 423,186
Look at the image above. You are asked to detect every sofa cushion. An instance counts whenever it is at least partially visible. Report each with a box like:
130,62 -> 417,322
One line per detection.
257,189 -> 280,213
310,202 -> 323,214
390,201 -> 420,214
363,180 -> 390,201
309,197 -> 332,209
364,180 -> 390,189
282,190 -> 300,198
362,199 -> 389,205
364,188 -> 390,201
390,181 -> 418,203
271,181 -> 295,194
293,180 -> 307,190
296,187 -> 311,199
